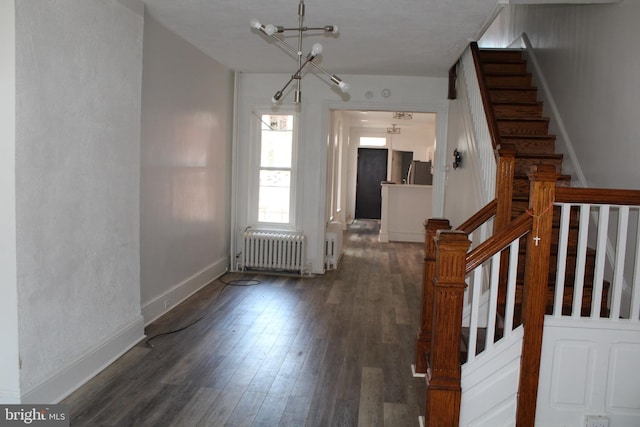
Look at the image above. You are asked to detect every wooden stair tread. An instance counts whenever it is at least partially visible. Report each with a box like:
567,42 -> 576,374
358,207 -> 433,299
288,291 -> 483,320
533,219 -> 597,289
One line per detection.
501,134 -> 556,140
478,49 -> 525,63
492,100 -> 542,106
482,63 -> 528,74
497,117 -> 549,123
488,85 -> 538,91
515,152 -> 563,160
500,135 -> 557,155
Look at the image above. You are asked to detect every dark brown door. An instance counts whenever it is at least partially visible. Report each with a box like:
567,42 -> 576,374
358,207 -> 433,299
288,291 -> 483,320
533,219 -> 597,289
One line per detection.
355,148 -> 388,219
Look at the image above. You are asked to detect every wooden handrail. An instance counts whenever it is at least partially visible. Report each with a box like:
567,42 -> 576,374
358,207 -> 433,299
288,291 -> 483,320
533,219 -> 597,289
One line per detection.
556,187 -> 640,205
470,42 -> 502,151
465,213 -> 532,274
457,199 -> 497,235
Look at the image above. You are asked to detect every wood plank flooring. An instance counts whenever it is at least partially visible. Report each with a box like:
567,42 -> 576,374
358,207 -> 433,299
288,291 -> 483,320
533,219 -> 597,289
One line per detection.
63,220 -> 426,426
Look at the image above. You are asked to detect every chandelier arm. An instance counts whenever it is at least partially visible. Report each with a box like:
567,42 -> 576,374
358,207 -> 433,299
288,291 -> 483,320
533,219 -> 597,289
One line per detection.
279,26 -> 331,32
306,61 -> 348,89
268,34 -> 300,57
273,56 -> 316,103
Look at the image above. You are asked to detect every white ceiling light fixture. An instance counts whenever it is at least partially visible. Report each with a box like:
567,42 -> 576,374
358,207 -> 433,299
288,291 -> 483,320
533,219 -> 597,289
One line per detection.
250,0 -> 350,104
387,124 -> 401,134
392,112 -> 413,120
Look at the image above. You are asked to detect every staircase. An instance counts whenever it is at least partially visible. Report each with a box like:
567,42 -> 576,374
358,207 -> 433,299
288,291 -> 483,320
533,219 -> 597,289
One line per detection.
416,42 -> 640,427
475,47 -> 608,319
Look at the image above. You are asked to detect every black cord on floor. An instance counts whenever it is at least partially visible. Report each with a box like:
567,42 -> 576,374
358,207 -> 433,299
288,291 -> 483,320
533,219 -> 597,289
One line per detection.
144,274 -> 261,348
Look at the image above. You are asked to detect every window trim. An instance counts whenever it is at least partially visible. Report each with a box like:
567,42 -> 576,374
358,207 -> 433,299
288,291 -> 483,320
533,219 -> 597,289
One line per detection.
248,108 -> 299,230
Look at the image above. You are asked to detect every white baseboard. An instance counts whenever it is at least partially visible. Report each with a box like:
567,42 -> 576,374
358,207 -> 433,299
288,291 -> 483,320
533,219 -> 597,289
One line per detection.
21,316 -> 145,404
411,364 -> 426,378
141,257 -> 229,326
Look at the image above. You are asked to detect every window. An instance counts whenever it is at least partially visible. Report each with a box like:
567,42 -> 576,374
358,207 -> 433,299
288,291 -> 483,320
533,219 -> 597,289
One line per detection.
359,136 -> 387,147
257,114 -> 295,224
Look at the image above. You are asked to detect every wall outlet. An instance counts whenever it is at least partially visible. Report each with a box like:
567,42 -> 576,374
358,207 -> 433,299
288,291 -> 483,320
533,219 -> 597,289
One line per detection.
164,299 -> 170,309
585,415 -> 609,427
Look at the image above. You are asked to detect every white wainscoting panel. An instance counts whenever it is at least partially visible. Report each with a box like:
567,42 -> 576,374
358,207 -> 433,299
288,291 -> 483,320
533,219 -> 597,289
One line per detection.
536,318 -> 640,426
549,340 -> 594,407
607,343 -> 640,412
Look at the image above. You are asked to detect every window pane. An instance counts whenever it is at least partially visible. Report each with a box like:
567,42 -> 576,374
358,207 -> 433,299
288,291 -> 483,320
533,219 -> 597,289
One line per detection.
259,170 -> 291,223
261,114 -> 293,168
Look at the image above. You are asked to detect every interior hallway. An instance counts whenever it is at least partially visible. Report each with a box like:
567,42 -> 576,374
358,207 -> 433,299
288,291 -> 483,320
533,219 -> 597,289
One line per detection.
63,220 -> 426,426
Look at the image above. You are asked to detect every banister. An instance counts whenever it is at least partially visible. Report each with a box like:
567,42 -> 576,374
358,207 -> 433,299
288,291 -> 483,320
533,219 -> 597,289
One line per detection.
556,187 -> 640,206
470,42 -> 502,151
457,198 -> 497,234
465,213 -> 532,274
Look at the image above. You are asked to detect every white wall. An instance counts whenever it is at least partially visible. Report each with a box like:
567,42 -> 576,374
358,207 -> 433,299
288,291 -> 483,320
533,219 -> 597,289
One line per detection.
443,95 -> 486,229
235,73 -> 448,273
442,57 -> 493,230
140,12 -> 234,324
480,2 -> 640,190
0,0 -> 20,404
15,0 -> 144,402
388,123 -> 436,163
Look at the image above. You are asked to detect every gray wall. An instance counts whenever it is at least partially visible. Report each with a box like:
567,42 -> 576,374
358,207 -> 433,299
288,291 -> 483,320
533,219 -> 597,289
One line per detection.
15,0 -> 144,399
140,12 -> 234,322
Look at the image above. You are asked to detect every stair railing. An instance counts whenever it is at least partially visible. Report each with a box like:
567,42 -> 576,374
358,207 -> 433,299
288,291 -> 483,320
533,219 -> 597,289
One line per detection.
415,199 -> 501,376
420,165 -> 559,427
553,187 -> 640,321
470,42 -> 501,152
414,44 -> 521,377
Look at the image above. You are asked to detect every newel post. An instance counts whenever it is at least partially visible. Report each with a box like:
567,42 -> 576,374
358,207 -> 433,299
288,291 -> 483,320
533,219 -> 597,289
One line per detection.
516,164 -> 559,426
495,143 -> 517,313
494,143 -> 517,232
425,230 -> 471,427
415,219 -> 452,374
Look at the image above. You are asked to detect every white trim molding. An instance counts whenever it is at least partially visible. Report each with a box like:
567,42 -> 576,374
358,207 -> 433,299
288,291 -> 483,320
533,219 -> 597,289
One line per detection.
141,257 -> 229,326
21,316 -> 145,404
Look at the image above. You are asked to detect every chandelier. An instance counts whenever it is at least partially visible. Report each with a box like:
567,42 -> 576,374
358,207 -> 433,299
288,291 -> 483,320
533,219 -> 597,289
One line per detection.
250,0 -> 350,104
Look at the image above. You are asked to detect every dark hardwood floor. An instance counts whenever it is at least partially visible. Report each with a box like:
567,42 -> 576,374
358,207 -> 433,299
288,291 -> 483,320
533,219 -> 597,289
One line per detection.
63,220 -> 426,426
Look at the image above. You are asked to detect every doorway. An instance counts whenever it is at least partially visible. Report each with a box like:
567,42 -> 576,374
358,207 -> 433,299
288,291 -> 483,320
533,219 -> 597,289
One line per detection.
325,108 -> 443,227
355,147 -> 388,219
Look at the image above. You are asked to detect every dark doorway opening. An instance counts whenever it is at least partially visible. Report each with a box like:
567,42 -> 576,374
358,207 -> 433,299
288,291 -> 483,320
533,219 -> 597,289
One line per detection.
355,148 -> 388,219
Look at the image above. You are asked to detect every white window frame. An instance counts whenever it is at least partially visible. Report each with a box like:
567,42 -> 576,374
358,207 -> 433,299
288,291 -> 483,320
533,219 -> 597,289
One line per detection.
248,108 -> 299,230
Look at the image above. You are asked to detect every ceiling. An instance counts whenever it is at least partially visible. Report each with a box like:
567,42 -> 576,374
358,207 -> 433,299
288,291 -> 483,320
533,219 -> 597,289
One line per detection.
141,0 -> 501,77
341,110 -> 436,130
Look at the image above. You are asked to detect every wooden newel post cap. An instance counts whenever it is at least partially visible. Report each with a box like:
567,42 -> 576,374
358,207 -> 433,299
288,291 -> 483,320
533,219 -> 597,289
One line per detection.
527,164 -> 560,182
434,229 -> 471,246
424,218 -> 451,229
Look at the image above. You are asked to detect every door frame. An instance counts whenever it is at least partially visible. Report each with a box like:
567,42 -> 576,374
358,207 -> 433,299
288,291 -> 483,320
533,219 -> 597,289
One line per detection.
322,101 -> 449,224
